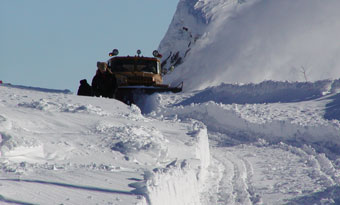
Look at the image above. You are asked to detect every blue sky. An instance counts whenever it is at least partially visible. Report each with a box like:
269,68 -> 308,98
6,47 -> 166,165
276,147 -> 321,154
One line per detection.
0,0 -> 178,92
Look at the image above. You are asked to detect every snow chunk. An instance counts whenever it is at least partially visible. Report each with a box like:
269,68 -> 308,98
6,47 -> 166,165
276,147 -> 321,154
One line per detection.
0,132 -> 43,163
145,160 -> 202,205
132,124 -> 210,204
18,99 -> 108,115
96,122 -> 169,163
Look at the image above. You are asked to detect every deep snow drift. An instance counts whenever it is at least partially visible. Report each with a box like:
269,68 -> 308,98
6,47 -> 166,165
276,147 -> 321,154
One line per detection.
1,78 -> 340,204
159,0 -> 340,91
143,79 -> 340,204
0,84 -> 210,204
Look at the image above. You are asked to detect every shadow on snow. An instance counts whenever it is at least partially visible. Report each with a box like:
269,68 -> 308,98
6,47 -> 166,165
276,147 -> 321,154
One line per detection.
0,178 -> 142,196
285,186 -> 340,205
178,80 -> 334,106
0,194 -> 34,205
324,93 -> 340,121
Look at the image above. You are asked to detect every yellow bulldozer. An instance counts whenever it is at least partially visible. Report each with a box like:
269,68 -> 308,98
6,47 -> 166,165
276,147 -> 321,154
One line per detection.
78,49 -> 182,105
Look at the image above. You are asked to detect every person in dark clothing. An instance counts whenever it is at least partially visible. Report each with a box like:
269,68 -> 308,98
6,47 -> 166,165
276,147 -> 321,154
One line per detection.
92,62 -> 107,97
77,79 -> 93,96
92,62 -> 117,98
92,70 -> 104,97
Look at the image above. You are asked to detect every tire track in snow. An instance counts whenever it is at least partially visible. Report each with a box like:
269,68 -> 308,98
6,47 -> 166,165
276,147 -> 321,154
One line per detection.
211,148 -> 255,205
242,156 -> 261,204
216,152 -> 234,204
152,83 -> 340,204
208,141 -> 340,204
220,142 -> 340,204
226,151 -> 253,205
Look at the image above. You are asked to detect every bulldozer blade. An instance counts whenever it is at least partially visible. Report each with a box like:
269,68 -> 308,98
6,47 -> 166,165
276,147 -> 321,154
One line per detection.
115,82 -> 183,105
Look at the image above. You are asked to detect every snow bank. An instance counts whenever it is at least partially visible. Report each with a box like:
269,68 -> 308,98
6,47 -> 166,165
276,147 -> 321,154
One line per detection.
143,160 -> 201,205
160,0 -> 340,91
178,79 -> 340,105
158,101 -> 340,156
133,124 -> 210,205
150,80 -> 340,160
0,85 -> 212,204
95,121 -> 210,205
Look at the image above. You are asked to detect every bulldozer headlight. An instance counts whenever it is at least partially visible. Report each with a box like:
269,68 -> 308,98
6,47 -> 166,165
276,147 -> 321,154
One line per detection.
109,49 -> 119,56
153,50 -> 162,58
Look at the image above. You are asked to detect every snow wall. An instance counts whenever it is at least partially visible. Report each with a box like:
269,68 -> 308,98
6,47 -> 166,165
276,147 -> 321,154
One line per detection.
159,0 -> 340,91
134,124 -> 210,205
152,80 -> 340,159
166,102 -> 340,145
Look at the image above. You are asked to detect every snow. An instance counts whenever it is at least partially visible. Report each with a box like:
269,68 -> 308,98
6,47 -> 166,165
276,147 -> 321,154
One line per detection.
152,80 -> 340,159
141,78 -> 340,204
2,0 -> 340,204
0,84 -> 210,204
2,78 -> 340,204
159,0 -> 340,91
7,78 -> 340,205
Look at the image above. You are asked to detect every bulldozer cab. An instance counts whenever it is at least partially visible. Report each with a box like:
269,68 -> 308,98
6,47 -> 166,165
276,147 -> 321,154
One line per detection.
108,56 -> 163,86
108,57 -> 161,74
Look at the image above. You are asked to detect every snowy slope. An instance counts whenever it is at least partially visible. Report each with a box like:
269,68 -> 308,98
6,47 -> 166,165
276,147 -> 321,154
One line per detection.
1,79 -> 340,204
159,0 -> 340,91
0,84 -> 209,204
145,79 -> 340,204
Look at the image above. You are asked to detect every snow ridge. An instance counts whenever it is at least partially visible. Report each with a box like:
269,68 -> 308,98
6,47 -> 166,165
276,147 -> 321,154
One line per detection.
0,85 -> 212,204
150,80 -> 340,160
178,79 -> 340,105
157,99 -> 340,159
133,123 -> 210,205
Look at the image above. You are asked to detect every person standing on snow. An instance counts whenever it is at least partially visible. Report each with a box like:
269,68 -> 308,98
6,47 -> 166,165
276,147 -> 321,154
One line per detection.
92,62 -> 117,98
92,62 -> 107,97
77,79 -> 93,96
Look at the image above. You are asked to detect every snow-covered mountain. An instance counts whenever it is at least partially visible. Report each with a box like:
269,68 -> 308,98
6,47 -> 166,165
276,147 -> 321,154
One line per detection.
159,0 -> 340,91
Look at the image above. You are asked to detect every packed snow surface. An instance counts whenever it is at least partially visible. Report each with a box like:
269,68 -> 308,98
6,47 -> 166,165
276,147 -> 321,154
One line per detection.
1,78 -> 340,204
144,79 -> 340,204
0,84 -> 209,204
159,0 -> 340,91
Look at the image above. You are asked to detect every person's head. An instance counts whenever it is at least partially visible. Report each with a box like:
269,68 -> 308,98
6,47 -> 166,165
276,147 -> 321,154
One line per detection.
97,61 -> 107,73
80,79 -> 87,85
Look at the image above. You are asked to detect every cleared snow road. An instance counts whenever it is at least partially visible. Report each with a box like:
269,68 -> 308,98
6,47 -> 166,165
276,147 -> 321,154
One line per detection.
148,80 -> 340,205
204,139 -> 340,205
